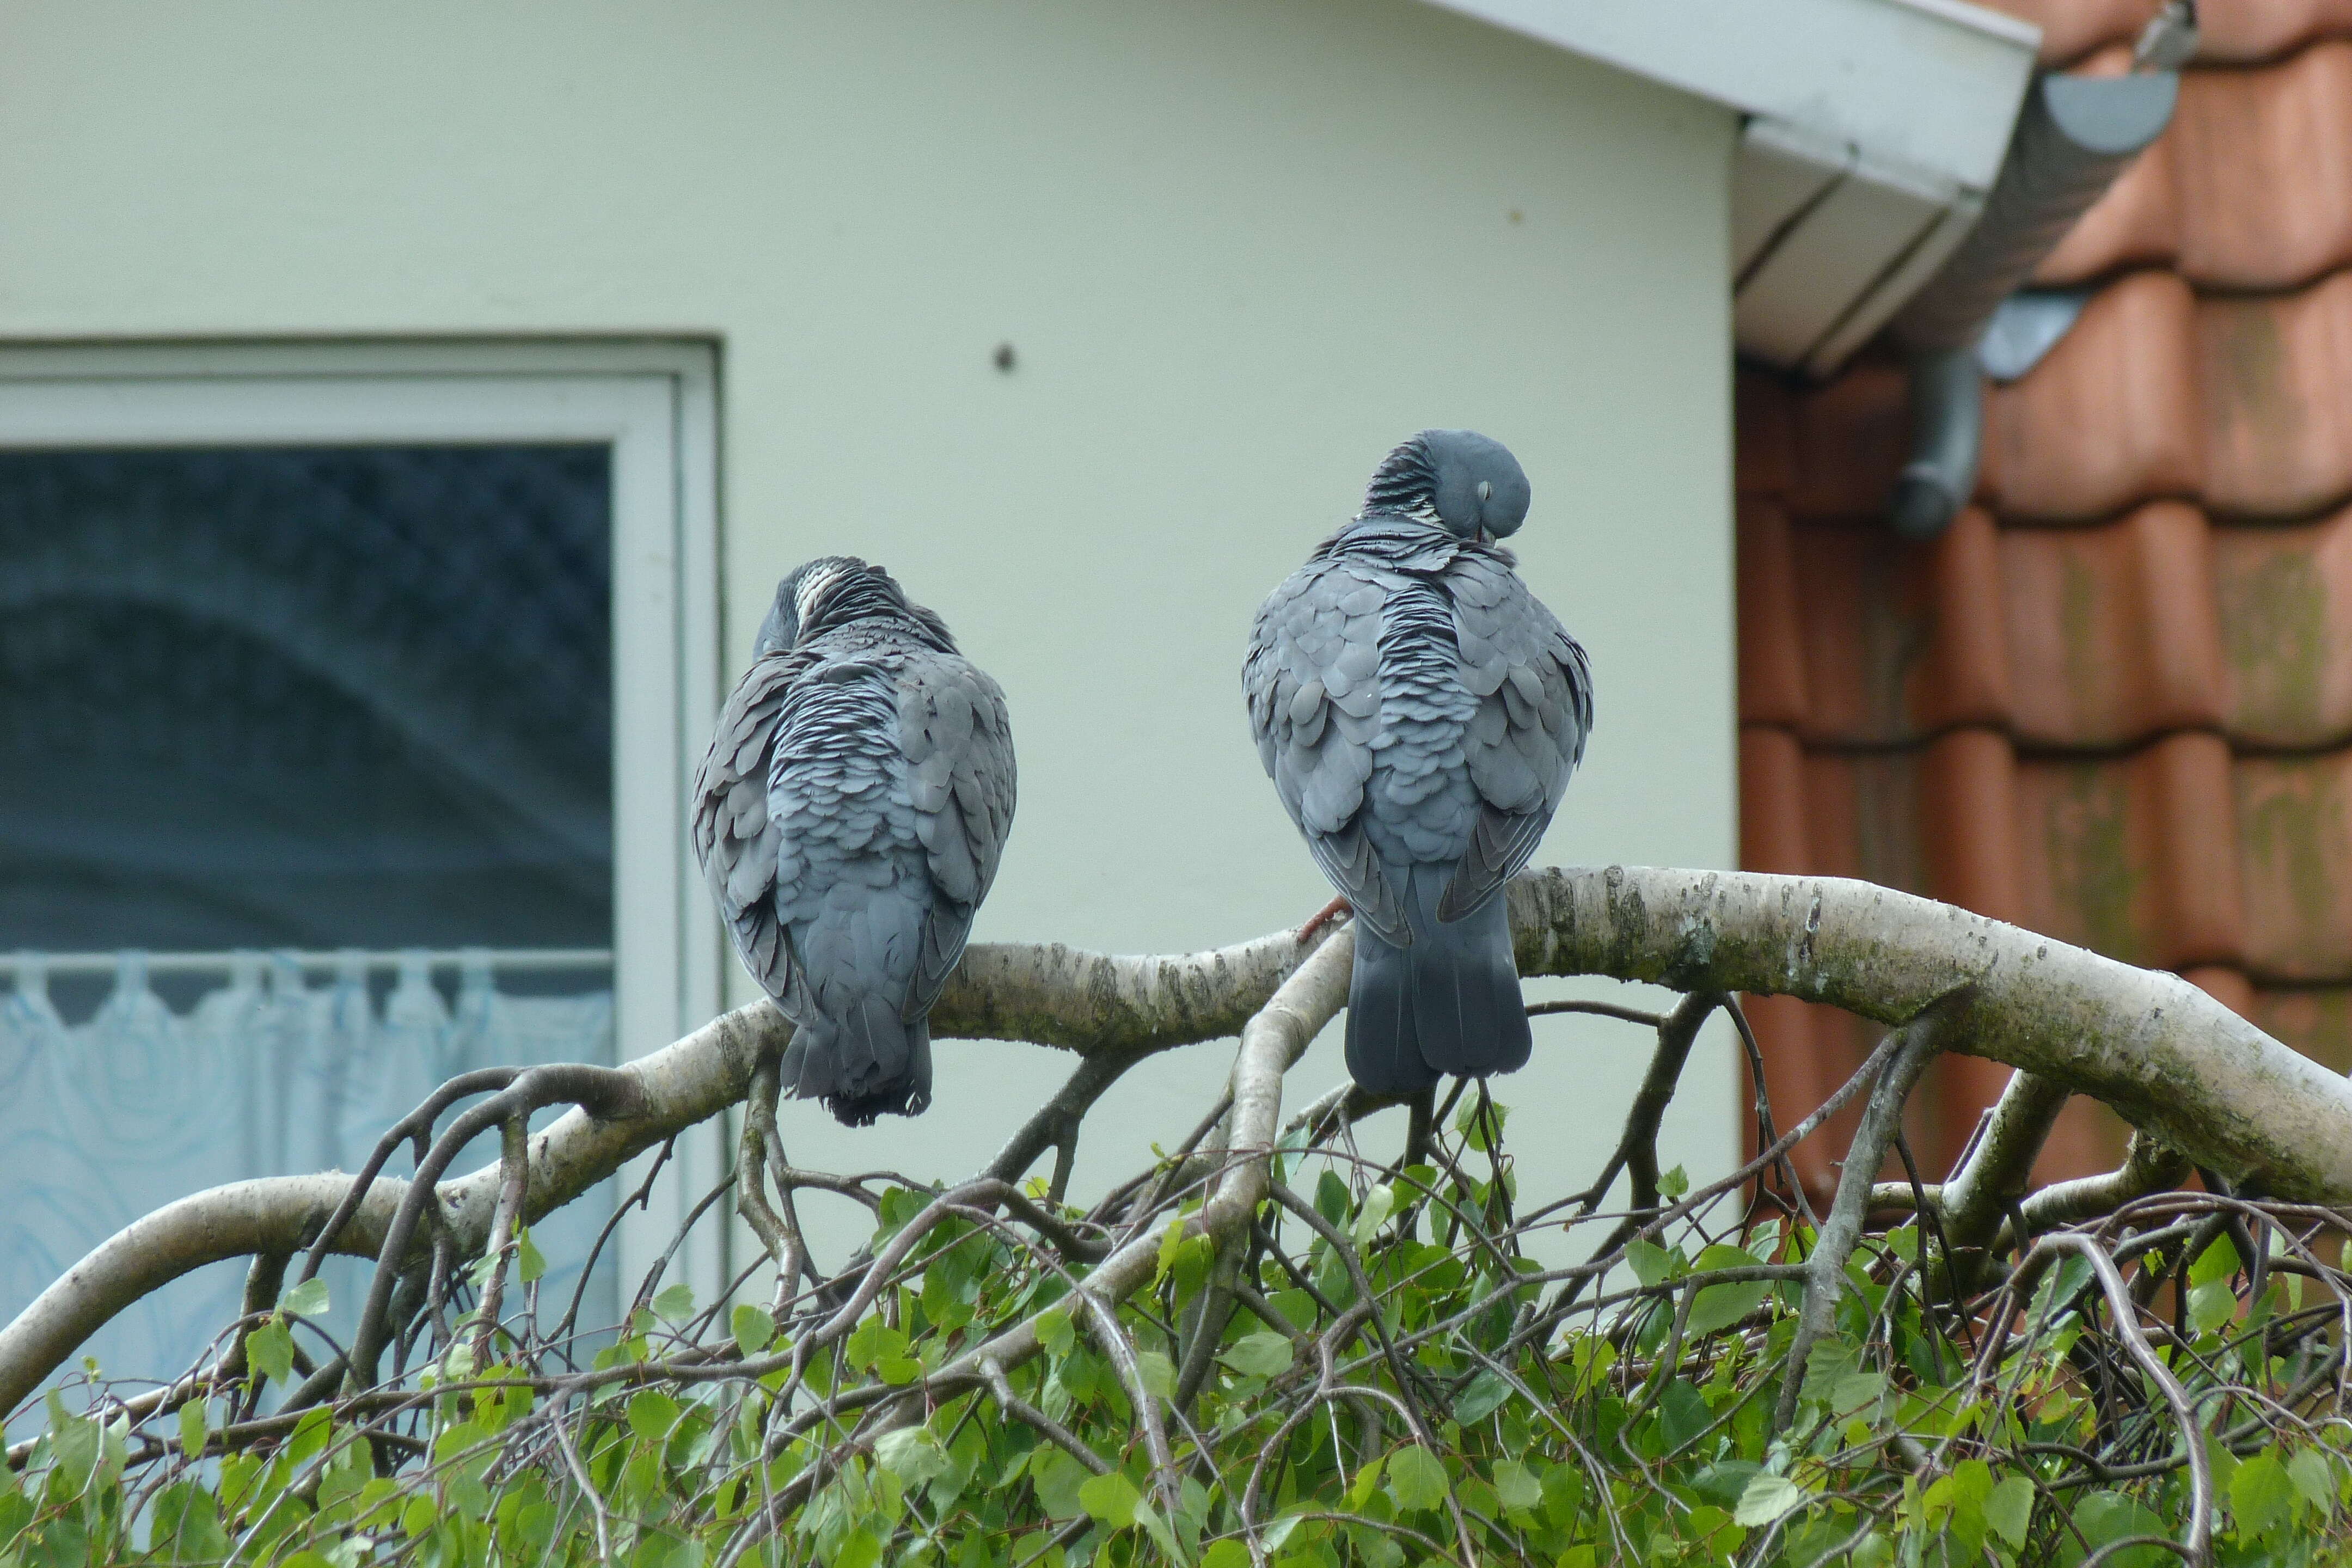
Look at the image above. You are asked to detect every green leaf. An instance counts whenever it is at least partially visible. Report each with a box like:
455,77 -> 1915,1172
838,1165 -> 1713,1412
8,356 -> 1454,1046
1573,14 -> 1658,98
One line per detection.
2188,1279 -> 2238,1333
2234,1450 -> 2296,1541
1658,1378 -> 1711,1454
2189,1232 -> 2241,1288
2288,1448 -> 2338,1517
176,1396 -> 207,1459
1658,1163 -> 1689,1200
731,1303 -> 777,1357
845,1315 -> 905,1371
1031,1448 -> 1092,1519
1686,1244 -> 1767,1336
2029,1255 -> 2093,1324
1135,1498 -> 1186,1563
1937,1459 -> 1994,1557
1985,1474 -> 2035,1549
2074,1492 -> 2171,1568
1625,1240 -> 1675,1288
1036,1306 -> 1075,1357
1451,1368 -> 1511,1425
1828,1371 -> 1886,1417
831,1530 -> 883,1568
626,1391 -> 681,1443
1136,1350 -> 1177,1402
1493,1458 -> 1543,1516
874,1428 -> 948,1489
1200,1542 -> 1252,1568
516,1227 -> 547,1284
1314,1170 -> 1351,1229
1079,1471 -> 1142,1529
1383,1444 -> 1447,1512
1350,1184 -> 1395,1248
246,1321 -> 295,1385
1156,1220 -> 1190,1285
279,1276 -> 330,1318
650,1282 -> 696,1325
1734,1474 -> 1809,1528
1219,1332 -> 1293,1379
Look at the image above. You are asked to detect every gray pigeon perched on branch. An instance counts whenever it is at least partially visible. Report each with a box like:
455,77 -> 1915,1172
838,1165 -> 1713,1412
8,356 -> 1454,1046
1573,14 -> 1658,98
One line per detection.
1245,430 -> 1592,1096
693,559 -> 1016,1125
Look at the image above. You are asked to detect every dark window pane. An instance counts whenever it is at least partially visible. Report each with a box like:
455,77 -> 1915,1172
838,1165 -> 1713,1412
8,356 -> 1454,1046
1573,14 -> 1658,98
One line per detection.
0,446 -> 613,951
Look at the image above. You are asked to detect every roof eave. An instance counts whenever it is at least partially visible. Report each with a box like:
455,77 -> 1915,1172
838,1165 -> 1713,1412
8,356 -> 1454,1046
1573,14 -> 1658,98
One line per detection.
1418,0 -> 2044,376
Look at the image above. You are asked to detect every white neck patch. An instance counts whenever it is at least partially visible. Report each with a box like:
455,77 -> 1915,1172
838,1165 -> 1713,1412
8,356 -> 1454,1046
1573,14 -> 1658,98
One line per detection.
793,561 -> 852,630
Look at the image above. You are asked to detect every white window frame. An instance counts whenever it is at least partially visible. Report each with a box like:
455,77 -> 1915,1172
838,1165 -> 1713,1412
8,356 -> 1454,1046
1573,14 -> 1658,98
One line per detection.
0,340 -> 726,1297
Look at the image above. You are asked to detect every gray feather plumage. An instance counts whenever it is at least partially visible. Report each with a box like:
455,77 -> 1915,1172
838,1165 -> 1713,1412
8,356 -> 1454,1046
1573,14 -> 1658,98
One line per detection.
1245,432 -> 1591,1095
693,559 -> 1015,1125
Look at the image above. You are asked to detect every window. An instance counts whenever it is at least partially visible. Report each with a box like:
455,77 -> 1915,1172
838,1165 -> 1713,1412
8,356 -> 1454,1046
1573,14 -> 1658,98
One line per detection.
0,344 -> 720,1382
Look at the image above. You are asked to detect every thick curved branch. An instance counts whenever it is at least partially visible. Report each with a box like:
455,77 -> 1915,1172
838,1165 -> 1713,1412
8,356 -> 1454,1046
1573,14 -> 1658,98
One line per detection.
1508,867 -> 2352,1199
0,927 -> 1332,1414
16,863 -> 2352,1414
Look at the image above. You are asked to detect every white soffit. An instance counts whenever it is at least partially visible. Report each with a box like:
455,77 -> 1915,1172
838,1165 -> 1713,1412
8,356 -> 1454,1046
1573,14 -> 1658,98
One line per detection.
1419,0 -> 2043,376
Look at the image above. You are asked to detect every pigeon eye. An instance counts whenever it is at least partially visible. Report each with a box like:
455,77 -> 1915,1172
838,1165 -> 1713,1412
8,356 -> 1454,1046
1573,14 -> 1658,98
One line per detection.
1476,480 -> 1493,501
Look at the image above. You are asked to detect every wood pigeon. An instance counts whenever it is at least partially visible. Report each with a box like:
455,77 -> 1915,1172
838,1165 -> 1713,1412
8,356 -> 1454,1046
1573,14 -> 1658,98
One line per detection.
693,558 -> 1016,1124
1245,431 -> 1592,1096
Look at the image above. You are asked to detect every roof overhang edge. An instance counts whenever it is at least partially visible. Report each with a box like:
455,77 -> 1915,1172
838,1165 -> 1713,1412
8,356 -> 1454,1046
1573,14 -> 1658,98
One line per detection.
1417,0 -> 2041,194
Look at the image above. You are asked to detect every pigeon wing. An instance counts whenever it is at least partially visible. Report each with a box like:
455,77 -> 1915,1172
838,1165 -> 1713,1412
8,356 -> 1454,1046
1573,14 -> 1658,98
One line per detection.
1245,559 -> 1410,945
897,650 -> 1018,1019
1439,549 -> 1593,922
690,648 -> 814,1006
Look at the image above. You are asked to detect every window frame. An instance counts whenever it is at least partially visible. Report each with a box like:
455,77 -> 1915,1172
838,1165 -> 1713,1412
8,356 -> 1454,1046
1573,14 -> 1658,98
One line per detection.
0,340 -> 726,1293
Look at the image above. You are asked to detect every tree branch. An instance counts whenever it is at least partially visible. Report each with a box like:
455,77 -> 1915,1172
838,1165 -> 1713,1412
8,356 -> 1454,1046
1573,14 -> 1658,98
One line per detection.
14,863 -> 2352,1416
1506,867 -> 2352,1198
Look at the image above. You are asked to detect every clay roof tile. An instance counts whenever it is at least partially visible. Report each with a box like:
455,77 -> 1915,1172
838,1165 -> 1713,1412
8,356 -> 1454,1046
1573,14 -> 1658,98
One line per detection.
1982,270 -> 2202,522
1997,500 -> 2226,746
2235,750 -> 2352,979
2173,40 -> 2352,289
2197,271 -> 2352,518
1735,23 -> 2352,1183
2213,500 -> 2352,745
2196,0 -> 2352,65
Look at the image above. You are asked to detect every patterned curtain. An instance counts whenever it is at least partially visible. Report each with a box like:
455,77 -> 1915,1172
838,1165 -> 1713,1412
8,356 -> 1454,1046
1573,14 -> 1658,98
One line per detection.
0,951 -> 617,1400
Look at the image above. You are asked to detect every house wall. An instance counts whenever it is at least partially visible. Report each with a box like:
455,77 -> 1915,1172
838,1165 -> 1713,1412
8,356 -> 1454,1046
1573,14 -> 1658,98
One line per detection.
0,2 -> 1738,1245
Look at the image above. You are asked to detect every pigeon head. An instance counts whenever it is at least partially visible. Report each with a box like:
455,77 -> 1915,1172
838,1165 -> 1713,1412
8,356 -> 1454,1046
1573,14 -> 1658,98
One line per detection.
755,556 -> 957,656
1362,429 -> 1531,542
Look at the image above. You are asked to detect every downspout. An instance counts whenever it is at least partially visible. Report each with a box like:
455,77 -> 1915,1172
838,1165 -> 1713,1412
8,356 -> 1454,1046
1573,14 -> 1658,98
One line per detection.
1884,8 -> 2188,538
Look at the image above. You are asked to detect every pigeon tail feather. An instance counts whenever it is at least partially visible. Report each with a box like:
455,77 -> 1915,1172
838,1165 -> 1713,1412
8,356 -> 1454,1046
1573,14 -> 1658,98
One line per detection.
779,1007 -> 934,1127
1343,866 -> 1530,1096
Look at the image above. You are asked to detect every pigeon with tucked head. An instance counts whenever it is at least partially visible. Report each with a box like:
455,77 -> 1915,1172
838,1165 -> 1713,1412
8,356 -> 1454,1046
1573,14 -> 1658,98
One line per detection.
694,557 -> 1016,1125
1245,430 -> 1591,1096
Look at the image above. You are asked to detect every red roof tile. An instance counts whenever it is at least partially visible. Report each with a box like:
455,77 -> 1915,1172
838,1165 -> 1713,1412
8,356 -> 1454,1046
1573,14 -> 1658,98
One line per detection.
2213,501 -> 2352,745
2235,749 -> 2352,978
1738,21 -> 2352,1191
2197,0 -> 2352,66
1981,270 -> 2202,522
2173,42 -> 2352,288
2197,271 -> 2352,517
1999,500 -> 2226,745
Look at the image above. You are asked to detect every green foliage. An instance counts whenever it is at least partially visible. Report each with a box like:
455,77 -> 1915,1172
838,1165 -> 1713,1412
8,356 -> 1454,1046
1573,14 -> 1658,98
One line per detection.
11,1098 -> 2352,1567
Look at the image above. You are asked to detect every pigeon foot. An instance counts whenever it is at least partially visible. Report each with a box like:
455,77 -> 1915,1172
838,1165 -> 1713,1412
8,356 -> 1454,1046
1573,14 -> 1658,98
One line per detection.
1296,895 -> 1352,946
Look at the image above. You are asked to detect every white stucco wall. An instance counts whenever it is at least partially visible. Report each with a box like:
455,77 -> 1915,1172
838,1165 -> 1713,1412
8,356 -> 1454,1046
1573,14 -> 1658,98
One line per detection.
0,3 -> 1738,1258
